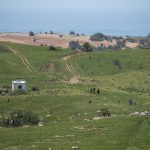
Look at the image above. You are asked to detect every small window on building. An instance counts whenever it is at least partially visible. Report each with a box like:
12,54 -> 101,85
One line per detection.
18,85 -> 22,90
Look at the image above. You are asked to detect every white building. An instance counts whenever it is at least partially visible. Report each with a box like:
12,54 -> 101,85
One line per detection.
12,80 -> 27,92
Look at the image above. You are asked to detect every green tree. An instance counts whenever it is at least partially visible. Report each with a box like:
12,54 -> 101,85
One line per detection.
90,33 -> 105,41
69,31 -> 75,35
69,41 -> 80,50
82,42 -> 93,52
29,31 -> 34,36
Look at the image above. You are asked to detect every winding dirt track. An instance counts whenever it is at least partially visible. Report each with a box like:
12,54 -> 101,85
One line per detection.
8,47 -> 38,74
62,53 -> 82,84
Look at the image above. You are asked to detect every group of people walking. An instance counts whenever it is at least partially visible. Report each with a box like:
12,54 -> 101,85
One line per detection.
90,88 -> 100,94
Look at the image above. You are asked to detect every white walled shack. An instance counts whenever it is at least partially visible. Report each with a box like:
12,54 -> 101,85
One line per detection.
12,80 -> 27,92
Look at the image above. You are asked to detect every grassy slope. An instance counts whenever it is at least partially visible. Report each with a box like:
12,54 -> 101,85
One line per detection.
0,42 -> 150,150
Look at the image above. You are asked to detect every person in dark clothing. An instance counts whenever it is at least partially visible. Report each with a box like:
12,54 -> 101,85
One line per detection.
97,88 -> 100,94
128,98 -> 134,105
89,100 -> 92,104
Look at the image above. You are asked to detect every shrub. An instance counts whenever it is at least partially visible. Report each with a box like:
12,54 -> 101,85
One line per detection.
113,59 -> 122,69
116,39 -> 126,49
97,108 -> 111,117
69,31 -> 75,35
48,45 -> 57,51
29,31 -> 34,36
0,110 -> 39,127
82,42 -> 93,52
69,41 -> 81,50
90,33 -> 105,41
50,31 -> 54,34
101,108 -> 111,117
32,86 -> 39,92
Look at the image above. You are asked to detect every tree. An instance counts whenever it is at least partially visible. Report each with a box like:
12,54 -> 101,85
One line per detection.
69,41 -> 80,50
82,42 -> 93,52
50,31 -> 54,34
116,39 -> 126,49
29,31 -> 34,36
90,33 -> 105,41
69,31 -> 75,35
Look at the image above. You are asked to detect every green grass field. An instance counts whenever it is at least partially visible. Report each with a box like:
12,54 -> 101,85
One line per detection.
0,42 -> 150,150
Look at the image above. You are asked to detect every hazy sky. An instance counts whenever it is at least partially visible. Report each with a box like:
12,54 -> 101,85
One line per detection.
0,0 -> 150,35
0,0 -> 150,15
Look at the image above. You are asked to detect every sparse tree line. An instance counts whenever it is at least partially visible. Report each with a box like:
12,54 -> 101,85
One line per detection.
29,31 -> 81,37
68,39 -> 127,51
69,33 -> 150,51
29,31 -> 150,50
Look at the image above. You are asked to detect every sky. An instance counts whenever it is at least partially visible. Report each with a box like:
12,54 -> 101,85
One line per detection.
0,0 -> 150,35
0,0 -> 150,15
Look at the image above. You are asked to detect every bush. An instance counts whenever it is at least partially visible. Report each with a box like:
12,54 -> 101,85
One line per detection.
48,45 -> 57,51
69,41 -> 81,50
69,31 -> 75,35
116,39 -> 126,49
113,59 -> 122,69
50,31 -> 54,34
97,108 -> 111,117
101,108 -> 111,117
32,86 -> 39,92
90,33 -> 105,41
29,31 -> 34,36
0,110 -> 39,127
82,42 -> 93,52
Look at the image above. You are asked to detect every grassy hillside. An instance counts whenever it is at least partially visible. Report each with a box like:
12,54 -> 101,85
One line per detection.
0,42 -> 150,150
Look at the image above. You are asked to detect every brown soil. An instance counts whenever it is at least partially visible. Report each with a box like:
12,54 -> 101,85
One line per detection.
0,33 -> 117,48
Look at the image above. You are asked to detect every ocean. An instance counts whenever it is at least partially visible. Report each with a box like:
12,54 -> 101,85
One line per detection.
0,12 -> 150,36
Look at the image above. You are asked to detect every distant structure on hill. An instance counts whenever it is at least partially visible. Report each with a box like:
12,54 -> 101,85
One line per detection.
12,80 -> 27,92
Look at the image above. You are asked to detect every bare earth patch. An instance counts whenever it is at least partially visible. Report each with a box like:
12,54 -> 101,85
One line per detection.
69,77 -> 80,84
0,32 -> 132,48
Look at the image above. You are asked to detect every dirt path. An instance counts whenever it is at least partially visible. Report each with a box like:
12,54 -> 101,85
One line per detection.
8,47 -> 38,74
62,53 -> 82,84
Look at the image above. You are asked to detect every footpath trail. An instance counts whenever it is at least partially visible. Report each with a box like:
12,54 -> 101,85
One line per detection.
8,47 -> 38,74
62,53 -> 83,84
